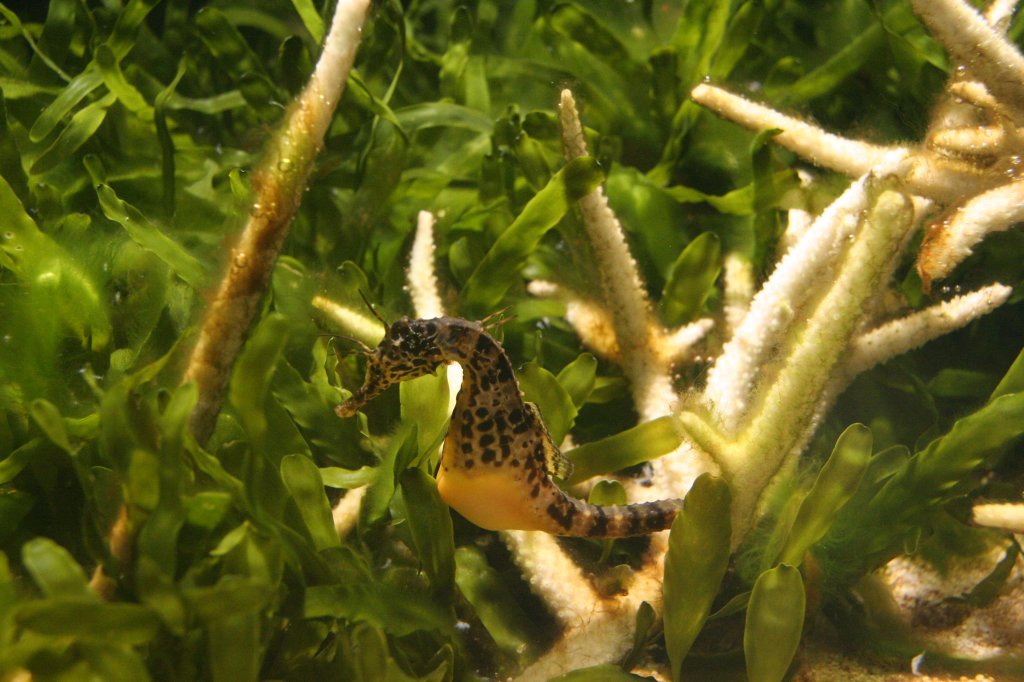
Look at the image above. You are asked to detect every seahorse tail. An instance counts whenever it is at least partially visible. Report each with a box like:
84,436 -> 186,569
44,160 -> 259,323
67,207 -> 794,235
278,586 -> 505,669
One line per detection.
547,497 -> 683,538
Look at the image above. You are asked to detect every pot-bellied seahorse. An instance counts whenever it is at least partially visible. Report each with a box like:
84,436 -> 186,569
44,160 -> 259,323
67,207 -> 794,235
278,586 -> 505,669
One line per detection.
335,315 -> 682,537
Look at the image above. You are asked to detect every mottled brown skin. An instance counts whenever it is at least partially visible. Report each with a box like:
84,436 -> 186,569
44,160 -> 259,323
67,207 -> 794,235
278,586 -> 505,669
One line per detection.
336,316 -> 681,537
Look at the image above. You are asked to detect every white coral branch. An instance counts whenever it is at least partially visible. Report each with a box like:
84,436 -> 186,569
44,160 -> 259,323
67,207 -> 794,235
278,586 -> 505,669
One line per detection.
973,502 -> 1024,532
705,170 -> 886,430
332,486 -> 366,538
503,531 -> 599,629
514,90 -> 724,680
843,284 -> 1013,378
661,319 -> 715,365
311,295 -> 385,346
911,0 -> 1024,122
404,211 -> 463,417
559,89 -> 675,421
946,80 -> 1000,112
515,538 -> 670,681
721,187 -> 914,535
930,124 -> 1009,155
985,0 -> 1020,29
692,83 -> 995,200
408,210 -> 445,319
801,283 -> 1013,459
528,280 -> 628,360
691,83 -> 903,177
722,252 -> 755,337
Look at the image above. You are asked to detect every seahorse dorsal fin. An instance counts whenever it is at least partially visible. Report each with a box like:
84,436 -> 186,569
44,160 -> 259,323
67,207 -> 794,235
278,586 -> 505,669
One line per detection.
524,402 -> 574,480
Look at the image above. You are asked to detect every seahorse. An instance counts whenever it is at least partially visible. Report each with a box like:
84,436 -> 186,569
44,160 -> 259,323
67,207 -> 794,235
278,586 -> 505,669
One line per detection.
335,315 -> 682,537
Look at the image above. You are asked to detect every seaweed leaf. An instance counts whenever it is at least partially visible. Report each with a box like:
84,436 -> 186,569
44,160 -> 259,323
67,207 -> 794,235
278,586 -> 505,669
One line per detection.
663,474 -> 731,680
744,565 -> 805,682
460,157 -> 604,312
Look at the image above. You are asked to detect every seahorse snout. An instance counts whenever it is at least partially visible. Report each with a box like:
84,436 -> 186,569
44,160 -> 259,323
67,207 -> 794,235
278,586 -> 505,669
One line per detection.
335,387 -> 367,418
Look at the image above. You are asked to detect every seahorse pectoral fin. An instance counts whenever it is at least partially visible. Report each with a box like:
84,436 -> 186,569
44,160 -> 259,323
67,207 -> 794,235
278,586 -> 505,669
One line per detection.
546,440 -> 574,480
524,402 -> 574,480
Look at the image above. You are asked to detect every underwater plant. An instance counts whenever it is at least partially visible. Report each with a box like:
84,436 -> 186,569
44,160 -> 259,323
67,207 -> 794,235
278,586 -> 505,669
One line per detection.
0,0 -> 1022,680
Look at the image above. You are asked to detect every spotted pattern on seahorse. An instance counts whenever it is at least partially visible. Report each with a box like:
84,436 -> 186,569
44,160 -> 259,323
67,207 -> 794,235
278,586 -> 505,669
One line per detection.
336,316 -> 682,537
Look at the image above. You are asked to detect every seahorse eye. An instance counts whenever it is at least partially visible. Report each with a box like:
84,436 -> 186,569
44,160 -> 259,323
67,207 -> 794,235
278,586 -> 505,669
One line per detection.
390,319 -> 410,337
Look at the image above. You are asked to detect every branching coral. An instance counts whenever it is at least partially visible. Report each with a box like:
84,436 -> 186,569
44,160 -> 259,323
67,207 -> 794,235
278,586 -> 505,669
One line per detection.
315,0 -> 1018,677
693,0 -> 1024,292
0,0 -> 1012,676
503,1 -> 1018,675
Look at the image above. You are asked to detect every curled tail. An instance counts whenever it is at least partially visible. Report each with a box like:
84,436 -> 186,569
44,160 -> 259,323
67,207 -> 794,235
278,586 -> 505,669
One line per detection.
544,494 -> 683,538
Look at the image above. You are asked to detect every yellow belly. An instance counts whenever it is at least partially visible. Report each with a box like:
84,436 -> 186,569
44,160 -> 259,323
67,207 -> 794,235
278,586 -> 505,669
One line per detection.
436,464 -> 548,532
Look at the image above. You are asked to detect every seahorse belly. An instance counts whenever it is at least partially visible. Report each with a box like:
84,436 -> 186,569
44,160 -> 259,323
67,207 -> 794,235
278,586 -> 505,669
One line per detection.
435,464 -> 549,532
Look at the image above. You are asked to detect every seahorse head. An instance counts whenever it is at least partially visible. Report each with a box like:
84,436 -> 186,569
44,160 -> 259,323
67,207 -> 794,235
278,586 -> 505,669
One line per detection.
335,317 -> 449,417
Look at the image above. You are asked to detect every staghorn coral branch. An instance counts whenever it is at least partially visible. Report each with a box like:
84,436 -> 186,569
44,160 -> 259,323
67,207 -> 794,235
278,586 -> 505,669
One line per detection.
777,170 -> 818,256
408,211 -> 445,319
559,92 -> 720,500
704,168 -> 892,430
930,124 -> 1010,155
911,0 -> 1024,123
985,0 -> 1020,28
691,83 -> 996,200
528,280 -> 622,360
183,0 -> 370,443
946,80 -> 1001,112
529,280 -> 712,366
405,211 -> 463,416
918,179 -> 1024,286
973,502 -> 1024,532
332,485 -> 366,538
722,252 -> 755,338
515,89 -> 722,681
503,531 -> 601,630
515,535 -> 670,681
691,83 -> 903,177
718,182 -> 916,541
312,295 -> 386,346
661,319 -> 715,365
793,284 -> 1014,471
559,89 -> 676,421
843,283 -> 1013,379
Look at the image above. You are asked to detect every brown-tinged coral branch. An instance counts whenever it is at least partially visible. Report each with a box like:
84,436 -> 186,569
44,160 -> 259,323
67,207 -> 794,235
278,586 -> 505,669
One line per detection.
184,0 -> 370,443
918,180 -> 1024,287
88,503 -> 131,600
